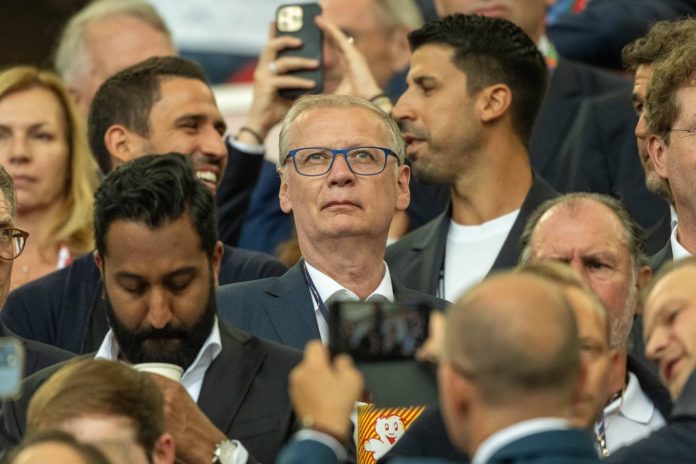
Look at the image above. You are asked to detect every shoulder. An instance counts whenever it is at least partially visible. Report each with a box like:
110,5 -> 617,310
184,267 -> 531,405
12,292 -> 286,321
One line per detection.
219,321 -> 302,366
219,245 -> 288,283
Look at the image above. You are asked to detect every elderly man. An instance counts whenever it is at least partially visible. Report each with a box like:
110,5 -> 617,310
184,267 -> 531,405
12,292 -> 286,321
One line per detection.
54,0 -> 175,115
607,257 -> 696,463
0,154 -> 301,464
386,14 -> 557,302
0,166 -> 72,377
0,57 -> 287,354
385,261 -> 613,461
277,271 -> 599,464
236,0 -> 423,253
217,94 -> 443,350
519,193 -> 671,454
646,40 -> 696,268
24,359 -> 174,464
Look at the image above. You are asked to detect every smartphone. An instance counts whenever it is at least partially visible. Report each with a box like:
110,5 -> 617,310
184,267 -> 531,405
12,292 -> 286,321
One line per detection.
275,2 -> 323,99
0,337 -> 24,399
329,301 -> 437,407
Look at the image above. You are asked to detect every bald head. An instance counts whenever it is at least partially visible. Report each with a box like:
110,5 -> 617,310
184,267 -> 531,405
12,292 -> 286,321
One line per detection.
445,272 -> 581,404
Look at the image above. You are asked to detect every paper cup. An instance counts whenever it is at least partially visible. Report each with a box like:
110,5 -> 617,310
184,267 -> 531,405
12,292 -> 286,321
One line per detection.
132,363 -> 183,382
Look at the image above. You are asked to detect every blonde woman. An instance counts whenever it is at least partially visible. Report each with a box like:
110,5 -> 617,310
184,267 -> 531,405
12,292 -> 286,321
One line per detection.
0,66 -> 98,289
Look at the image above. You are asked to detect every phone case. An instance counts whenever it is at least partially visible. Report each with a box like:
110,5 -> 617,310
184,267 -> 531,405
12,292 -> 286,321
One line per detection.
275,2 -> 324,99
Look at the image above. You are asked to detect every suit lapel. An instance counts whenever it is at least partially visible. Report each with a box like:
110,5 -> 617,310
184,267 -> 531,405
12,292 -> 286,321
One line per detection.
197,322 -> 264,434
263,263 -> 321,349
410,208 -> 451,295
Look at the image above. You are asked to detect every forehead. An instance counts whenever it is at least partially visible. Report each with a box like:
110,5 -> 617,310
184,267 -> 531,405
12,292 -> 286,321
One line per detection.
288,106 -> 390,147
673,84 -> 696,124
646,266 -> 696,322
408,44 -> 464,80
101,215 -> 206,271
323,0 -> 381,30
532,201 -> 629,257
146,77 -> 222,128
0,87 -> 64,123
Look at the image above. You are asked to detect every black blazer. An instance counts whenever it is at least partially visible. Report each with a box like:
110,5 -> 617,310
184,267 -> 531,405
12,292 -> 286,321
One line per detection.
649,240 -> 673,273
216,262 -> 448,351
0,246 -> 287,354
386,173 -> 558,296
0,321 -> 301,464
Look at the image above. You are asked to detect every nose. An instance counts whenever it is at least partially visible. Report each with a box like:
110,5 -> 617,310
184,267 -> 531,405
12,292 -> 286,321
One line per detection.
200,127 -> 227,162
145,287 -> 174,329
645,326 -> 668,364
392,92 -> 414,123
635,113 -> 648,140
567,257 -> 588,280
327,153 -> 356,186
8,134 -> 30,163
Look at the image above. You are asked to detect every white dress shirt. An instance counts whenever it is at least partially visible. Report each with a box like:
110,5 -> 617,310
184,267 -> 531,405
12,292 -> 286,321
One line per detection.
601,371 -> 666,453
671,225 -> 694,260
304,260 -> 395,344
95,317 -> 223,402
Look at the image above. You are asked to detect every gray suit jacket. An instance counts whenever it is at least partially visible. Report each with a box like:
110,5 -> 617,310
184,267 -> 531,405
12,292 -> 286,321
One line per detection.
385,173 -> 558,296
216,263 -> 448,351
0,321 -> 301,464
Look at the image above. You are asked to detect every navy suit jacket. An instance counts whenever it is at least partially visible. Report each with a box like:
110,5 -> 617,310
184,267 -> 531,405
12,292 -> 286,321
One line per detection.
0,245 -> 287,354
0,321 -> 301,464
606,368 -> 696,464
384,355 -> 670,463
216,263 -> 448,351
385,173 -> 558,296
0,323 -> 73,378
278,428 -> 598,464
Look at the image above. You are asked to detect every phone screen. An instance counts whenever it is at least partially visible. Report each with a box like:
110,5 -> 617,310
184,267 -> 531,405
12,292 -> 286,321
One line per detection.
0,337 -> 24,399
329,301 -> 430,362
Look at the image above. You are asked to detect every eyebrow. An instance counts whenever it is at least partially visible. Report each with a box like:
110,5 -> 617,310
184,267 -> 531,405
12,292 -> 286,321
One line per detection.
114,266 -> 199,282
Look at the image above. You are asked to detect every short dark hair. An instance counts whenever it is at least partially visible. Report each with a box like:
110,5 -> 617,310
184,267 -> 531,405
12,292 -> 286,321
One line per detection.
408,14 -> 548,146
94,153 -> 218,259
88,56 -> 209,174
3,429 -> 111,464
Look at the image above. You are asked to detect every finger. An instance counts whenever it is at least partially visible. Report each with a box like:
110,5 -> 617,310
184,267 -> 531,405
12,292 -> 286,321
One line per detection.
269,75 -> 318,90
271,56 -> 320,74
258,35 -> 304,66
304,340 -> 330,365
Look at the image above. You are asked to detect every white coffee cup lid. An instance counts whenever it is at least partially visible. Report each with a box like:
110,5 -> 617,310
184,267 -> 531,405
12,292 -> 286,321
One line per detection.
132,362 -> 183,382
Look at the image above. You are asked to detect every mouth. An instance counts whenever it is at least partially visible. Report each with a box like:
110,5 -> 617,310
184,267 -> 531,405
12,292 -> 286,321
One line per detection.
402,134 -> 426,157
662,356 -> 682,385
472,5 -> 508,17
386,436 -> 397,444
11,174 -> 36,187
323,200 -> 359,211
195,170 -> 219,192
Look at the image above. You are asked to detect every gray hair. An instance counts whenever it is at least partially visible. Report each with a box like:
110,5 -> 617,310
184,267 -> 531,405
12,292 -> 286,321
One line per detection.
519,193 -> 648,271
277,94 -> 405,169
54,0 -> 172,85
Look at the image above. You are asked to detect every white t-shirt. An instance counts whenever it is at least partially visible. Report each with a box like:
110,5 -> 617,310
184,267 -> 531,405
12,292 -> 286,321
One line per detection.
443,209 -> 519,302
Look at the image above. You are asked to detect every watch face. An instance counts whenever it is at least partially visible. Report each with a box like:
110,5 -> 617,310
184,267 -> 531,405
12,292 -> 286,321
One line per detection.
214,440 -> 237,463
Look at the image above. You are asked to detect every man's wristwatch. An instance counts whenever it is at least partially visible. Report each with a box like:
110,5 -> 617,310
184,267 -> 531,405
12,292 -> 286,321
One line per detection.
212,439 -> 237,464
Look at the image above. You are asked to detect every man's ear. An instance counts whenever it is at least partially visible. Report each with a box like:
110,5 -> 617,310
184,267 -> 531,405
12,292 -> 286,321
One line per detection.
93,250 -> 104,278
477,84 -> 512,124
647,134 -> 669,179
395,164 -> 411,212
152,432 -> 176,464
211,241 -> 224,287
278,168 -> 293,214
104,124 -> 144,167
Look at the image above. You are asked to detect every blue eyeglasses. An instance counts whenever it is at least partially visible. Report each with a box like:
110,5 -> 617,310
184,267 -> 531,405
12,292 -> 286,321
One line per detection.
285,146 -> 399,176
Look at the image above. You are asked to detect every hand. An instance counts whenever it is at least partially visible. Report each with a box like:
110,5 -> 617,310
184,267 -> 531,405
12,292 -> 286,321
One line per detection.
315,16 -> 385,103
416,311 -> 446,363
240,23 -> 320,144
149,374 -> 227,464
289,341 -> 363,442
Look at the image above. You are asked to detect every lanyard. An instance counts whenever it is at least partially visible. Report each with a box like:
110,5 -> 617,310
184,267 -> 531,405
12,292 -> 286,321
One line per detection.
301,261 -> 330,323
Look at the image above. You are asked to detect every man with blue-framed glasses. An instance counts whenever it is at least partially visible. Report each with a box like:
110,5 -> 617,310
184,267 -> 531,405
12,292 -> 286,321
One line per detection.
216,94 -> 445,351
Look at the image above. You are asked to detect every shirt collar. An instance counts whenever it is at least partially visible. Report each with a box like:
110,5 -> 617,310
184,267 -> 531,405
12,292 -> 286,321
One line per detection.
671,225 -> 694,260
473,417 -> 572,464
303,260 -> 395,306
603,371 -> 658,424
94,317 -> 223,383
